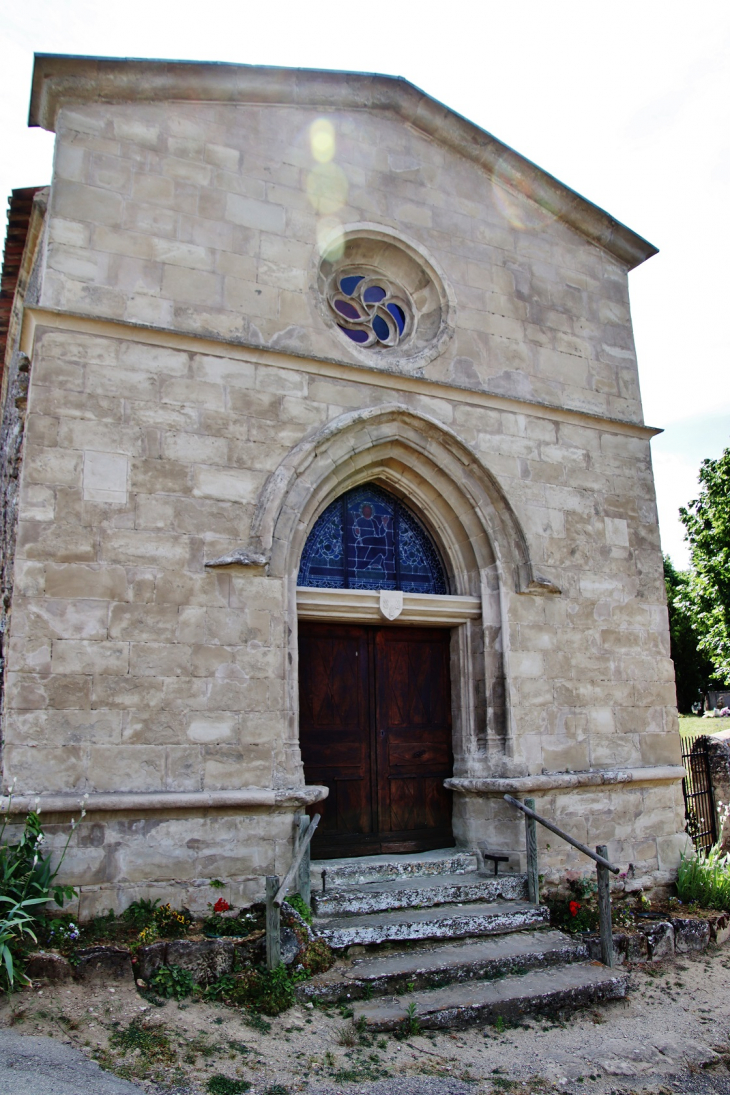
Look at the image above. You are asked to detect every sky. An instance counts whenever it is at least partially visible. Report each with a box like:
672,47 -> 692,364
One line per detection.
1,0 -> 728,567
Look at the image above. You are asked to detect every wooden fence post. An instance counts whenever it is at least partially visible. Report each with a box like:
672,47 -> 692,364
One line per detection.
296,814 -> 311,908
596,844 -> 614,968
524,796 -> 539,904
266,874 -> 281,970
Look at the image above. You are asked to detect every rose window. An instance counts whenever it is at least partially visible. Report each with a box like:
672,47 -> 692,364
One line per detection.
328,273 -> 410,347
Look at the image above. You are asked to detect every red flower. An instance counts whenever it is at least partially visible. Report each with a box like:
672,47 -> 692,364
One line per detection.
569,900 -> 581,917
213,897 -> 230,913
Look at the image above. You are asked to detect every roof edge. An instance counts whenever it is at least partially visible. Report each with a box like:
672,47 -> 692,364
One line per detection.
29,54 -> 659,271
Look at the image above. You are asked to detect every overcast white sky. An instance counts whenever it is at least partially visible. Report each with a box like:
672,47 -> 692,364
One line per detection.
1,0 -> 728,566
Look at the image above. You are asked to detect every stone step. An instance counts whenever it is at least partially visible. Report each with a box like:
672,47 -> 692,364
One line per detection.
311,848 -> 477,889
296,929 -> 587,1003
313,871 -> 527,917
314,900 -> 549,949
351,961 -> 629,1031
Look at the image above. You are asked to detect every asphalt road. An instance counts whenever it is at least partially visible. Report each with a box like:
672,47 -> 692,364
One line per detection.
0,1030 -> 146,1095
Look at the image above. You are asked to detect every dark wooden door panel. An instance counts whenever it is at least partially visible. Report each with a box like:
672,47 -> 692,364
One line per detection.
299,622 -> 454,858
299,623 -> 373,852
376,628 -> 453,849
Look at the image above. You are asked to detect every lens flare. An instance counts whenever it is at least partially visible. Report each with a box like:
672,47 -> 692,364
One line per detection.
310,117 -> 336,164
307,162 -> 348,216
491,155 -> 559,233
317,216 -> 345,260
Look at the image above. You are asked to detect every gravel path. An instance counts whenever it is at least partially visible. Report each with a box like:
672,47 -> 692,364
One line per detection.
0,1029 -> 145,1094
2,943 -> 730,1094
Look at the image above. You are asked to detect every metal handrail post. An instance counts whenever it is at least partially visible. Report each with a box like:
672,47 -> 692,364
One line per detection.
596,844 -> 614,968
524,796 -> 539,903
266,874 -> 281,970
296,814 -> 312,908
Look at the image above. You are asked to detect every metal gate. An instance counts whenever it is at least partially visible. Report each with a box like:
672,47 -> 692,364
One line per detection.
681,734 -> 717,853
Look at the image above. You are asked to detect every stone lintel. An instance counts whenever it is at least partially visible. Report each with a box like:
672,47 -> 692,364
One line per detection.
296,587 -> 482,626
0,786 -> 329,816
445,766 -> 686,795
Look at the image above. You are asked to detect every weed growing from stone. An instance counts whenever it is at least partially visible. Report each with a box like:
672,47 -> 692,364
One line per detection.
394,1000 -> 420,1039
285,893 -> 313,925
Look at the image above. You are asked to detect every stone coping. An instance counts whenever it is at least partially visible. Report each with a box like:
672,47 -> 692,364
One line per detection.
29,56 -> 657,270
445,765 -> 686,795
0,786 -> 329,815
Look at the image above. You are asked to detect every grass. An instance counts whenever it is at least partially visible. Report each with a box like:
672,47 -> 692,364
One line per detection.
679,715 -> 728,738
108,1017 -> 174,1062
677,842 -> 730,910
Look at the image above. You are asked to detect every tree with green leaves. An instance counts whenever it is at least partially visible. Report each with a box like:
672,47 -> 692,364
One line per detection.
679,446 -> 730,687
664,555 -> 716,712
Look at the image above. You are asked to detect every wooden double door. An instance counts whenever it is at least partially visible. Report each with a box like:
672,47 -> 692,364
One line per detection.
299,622 -> 454,858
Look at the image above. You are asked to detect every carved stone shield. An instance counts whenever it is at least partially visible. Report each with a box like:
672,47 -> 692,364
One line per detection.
379,590 -> 403,621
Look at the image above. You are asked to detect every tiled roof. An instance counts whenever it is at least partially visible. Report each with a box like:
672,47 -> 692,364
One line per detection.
0,186 -> 43,387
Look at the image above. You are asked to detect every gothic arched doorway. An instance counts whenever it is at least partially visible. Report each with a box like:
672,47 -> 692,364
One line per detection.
297,484 -> 454,857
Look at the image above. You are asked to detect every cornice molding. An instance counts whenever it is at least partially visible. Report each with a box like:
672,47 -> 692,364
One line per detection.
0,786 -> 329,815
22,307 -> 662,441
445,766 -> 686,795
29,55 -> 658,270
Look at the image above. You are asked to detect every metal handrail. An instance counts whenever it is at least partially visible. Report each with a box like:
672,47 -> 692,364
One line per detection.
503,793 -> 620,968
504,795 -> 620,873
265,813 -> 319,970
273,814 -> 319,907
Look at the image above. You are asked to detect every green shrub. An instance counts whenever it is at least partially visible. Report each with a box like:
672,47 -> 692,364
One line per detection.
1,796 -> 82,990
226,964 -> 296,1016
123,899 -> 160,930
149,963 -> 195,1000
206,1078 -> 251,1095
677,843 -> 730,910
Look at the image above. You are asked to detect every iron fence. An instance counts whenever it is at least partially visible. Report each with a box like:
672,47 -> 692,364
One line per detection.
681,733 -> 717,853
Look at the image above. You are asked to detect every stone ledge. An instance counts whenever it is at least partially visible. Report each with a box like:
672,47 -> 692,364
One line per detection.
0,786 -> 329,815
445,766 -> 686,796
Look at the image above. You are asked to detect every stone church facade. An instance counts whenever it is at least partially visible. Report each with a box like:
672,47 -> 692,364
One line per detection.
0,55 -> 686,916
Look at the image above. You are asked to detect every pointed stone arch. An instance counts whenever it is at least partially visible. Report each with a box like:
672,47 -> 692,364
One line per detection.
241,404 -> 557,807
250,403 -> 550,597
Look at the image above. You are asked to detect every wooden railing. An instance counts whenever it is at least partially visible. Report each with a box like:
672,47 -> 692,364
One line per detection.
504,794 -> 620,968
265,813 -> 319,969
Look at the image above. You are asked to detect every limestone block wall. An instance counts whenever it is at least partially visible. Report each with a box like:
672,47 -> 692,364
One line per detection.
41,99 -> 644,424
0,314 -> 685,899
0,68 -> 687,906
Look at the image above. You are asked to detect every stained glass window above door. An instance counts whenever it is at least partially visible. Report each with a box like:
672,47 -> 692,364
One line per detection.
298,484 -> 448,594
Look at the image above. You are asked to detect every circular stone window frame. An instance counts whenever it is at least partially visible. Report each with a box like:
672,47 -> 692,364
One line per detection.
313,222 -> 457,373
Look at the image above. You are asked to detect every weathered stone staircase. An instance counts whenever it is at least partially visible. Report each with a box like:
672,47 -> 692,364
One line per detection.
297,849 -> 628,1031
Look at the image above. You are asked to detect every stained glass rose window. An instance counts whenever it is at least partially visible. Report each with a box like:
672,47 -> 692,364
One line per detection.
328,273 -> 410,348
